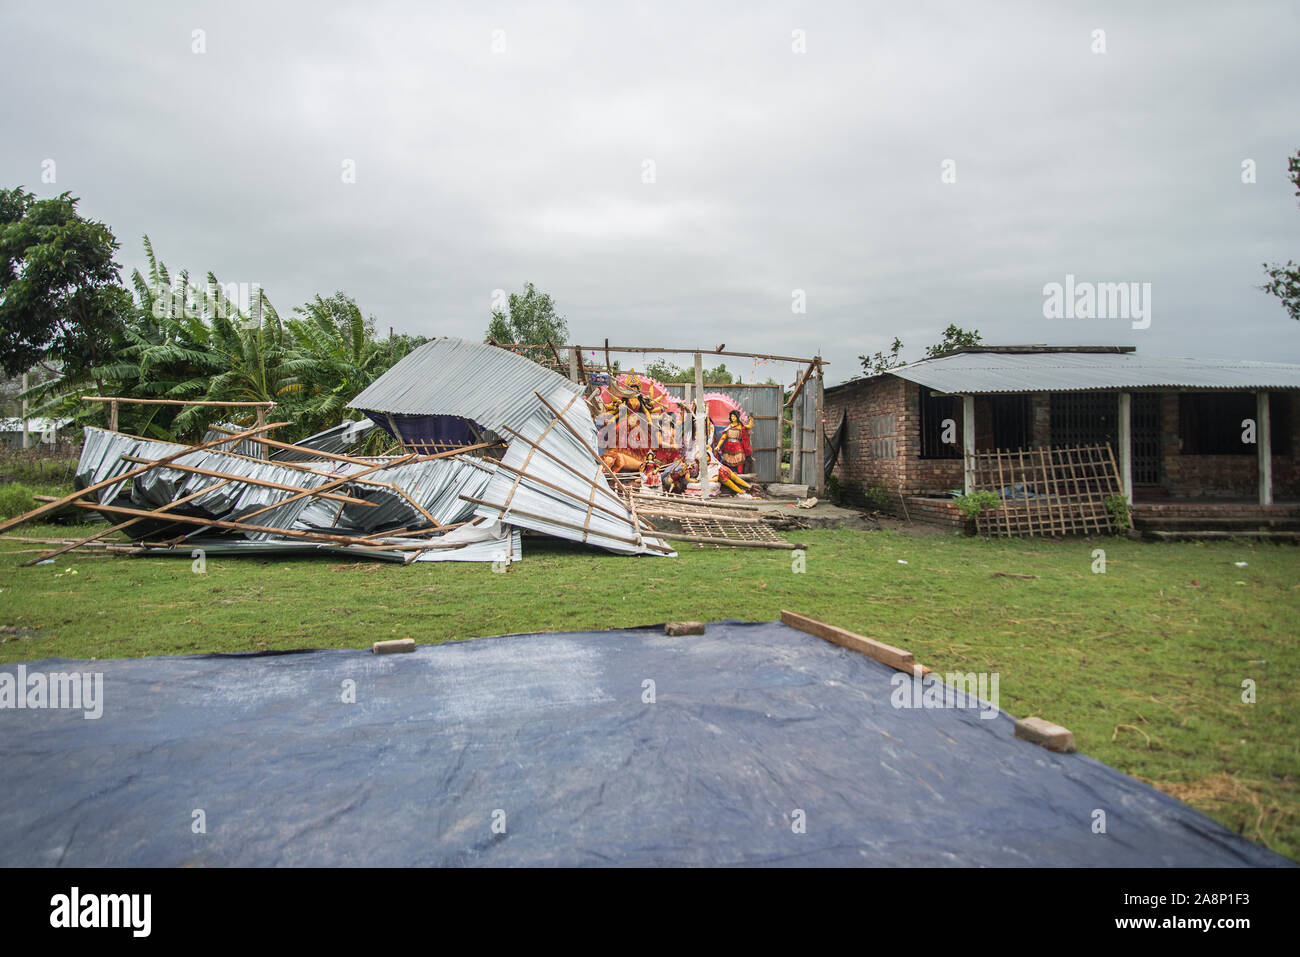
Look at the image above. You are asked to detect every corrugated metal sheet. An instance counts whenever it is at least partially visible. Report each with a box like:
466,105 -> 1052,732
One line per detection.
72,427 -> 508,560
348,337 -> 583,425
271,418 -> 377,461
884,352 -> 1300,395
351,338 -> 671,556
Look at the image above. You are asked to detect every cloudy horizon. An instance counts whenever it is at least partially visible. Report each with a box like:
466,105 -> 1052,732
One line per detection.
2,0 -> 1298,386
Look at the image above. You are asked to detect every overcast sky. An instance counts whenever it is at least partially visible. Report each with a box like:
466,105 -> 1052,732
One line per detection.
2,1 -> 1298,385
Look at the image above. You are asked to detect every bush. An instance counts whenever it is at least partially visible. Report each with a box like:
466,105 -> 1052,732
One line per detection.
0,445 -> 80,488
955,489 -> 1002,519
862,484 -> 889,510
0,483 -> 36,520
1105,493 -> 1133,531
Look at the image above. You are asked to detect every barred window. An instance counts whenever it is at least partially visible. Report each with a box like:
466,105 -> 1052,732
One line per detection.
919,391 -> 961,459
1180,393 -> 1289,456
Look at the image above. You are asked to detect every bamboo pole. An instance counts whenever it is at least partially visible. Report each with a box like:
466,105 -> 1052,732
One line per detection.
660,531 -> 804,550
496,426 -> 628,514
81,397 -> 277,408
54,499 -> 413,547
558,345 -> 826,365
237,453 -> 417,523
19,480 -> 237,566
117,456 -> 372,505
0,420 -> 290,534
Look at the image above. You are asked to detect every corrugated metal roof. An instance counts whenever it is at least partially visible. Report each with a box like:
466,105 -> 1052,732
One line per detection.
878,352 -> 1300,395
348,337 -> 583,424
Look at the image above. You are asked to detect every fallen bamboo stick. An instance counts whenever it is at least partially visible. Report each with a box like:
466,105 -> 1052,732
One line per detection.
54,499 -> 422,548
659,531 -> 804,550
496,425 -> 629,513
0,420 -> 291,535
21,479 -> 237,567
118,456 -> 372,505
237,453 -> 417,523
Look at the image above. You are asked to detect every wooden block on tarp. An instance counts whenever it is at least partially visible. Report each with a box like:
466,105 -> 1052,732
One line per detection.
665,621 -> 706,636
1014,717 -> 1076,753
780,610 -> 914,672
372,638 -> 416,654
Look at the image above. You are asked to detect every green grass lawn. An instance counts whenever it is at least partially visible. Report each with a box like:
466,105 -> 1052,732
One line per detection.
1,520 -> 1297,860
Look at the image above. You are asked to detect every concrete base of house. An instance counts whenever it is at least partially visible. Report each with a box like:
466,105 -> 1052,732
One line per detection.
1132,502 -> 1300,542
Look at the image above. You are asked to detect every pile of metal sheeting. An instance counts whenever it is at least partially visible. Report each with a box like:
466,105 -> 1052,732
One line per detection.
39,425 -> 513,564
348,337 -> 673,557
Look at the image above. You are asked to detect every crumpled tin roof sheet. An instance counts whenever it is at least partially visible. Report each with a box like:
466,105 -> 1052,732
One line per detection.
349,338 -> 671,556
880,351 -> 1300,395
348,337 -> 583,424
73,427 -> 505,558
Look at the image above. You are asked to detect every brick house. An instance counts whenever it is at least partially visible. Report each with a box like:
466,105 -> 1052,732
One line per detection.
823,346 -> 1300,532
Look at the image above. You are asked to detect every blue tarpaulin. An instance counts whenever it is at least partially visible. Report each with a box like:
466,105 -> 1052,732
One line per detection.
0,620 -> 1289,866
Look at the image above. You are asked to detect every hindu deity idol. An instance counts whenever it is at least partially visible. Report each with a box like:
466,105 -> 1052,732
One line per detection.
713,410 -> 753,472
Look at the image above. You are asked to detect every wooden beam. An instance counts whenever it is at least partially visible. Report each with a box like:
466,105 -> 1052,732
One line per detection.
780,610 -> 916,672
661,532 -> 802,550
1258,391 -> 1273,506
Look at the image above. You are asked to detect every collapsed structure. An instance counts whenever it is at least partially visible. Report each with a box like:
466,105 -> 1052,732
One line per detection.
2,338 -> 813,564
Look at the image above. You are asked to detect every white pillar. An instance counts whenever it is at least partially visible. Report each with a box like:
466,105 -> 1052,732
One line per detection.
1118,391 -> 1132,503
962,394 -> 976,495
695,352 -> 709,498
1258,391 -> 1272,506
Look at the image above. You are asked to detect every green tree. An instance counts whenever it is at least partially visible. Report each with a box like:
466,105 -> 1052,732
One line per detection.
640,358 -> 732,384
485,283 -> 570,364
1261,150 -> 1300,322
924,324 -> 983,358
0,187 -> 130,382
281,293 -> 387,435
858,337 -> 904,376
858,326 -> 982,377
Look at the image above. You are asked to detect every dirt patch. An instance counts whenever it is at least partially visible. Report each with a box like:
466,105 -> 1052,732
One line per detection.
1150,773 -> 1291,849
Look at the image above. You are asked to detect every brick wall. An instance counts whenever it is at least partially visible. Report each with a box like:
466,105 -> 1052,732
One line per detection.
824,376 -> 963,508
1158,392 -> 1300,499
825,380 -> 1300,509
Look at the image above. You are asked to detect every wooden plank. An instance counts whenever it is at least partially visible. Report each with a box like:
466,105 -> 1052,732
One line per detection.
780,610 -> 915,672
